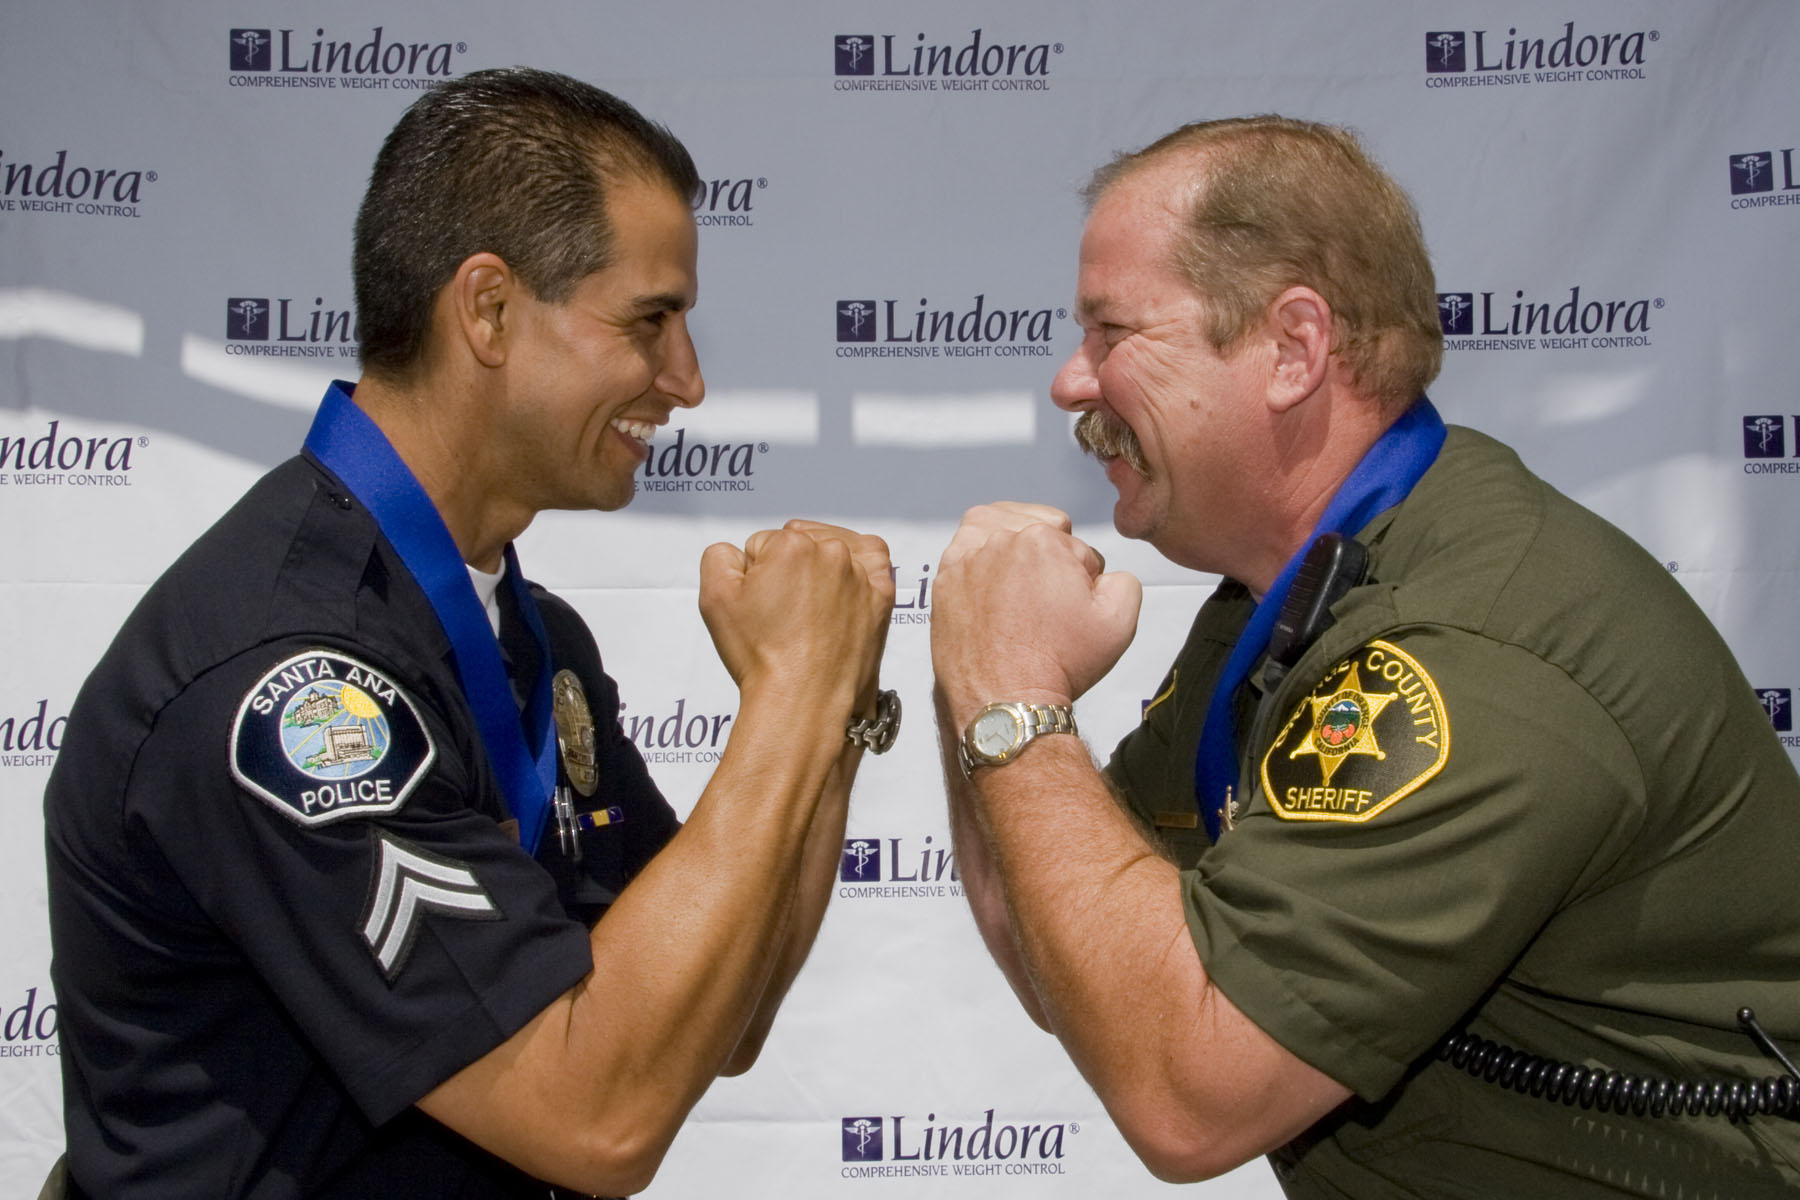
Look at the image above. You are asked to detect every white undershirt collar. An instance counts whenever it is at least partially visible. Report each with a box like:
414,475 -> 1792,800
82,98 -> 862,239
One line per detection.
466,561 -> 503,637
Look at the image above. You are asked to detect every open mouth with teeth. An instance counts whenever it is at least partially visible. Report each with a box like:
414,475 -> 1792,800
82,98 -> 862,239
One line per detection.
610,417 -> 658,456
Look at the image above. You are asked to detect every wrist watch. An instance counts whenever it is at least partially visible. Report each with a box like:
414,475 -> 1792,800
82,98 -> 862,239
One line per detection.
845,688 -> 902,754
959,700 -> 1077,776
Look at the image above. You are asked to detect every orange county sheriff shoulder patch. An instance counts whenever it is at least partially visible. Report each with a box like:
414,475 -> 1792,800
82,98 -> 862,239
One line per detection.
1260,640 -> 1449,823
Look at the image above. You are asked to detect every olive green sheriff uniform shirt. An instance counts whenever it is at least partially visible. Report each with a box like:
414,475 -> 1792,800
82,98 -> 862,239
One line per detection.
1107,427 -> 1800,1198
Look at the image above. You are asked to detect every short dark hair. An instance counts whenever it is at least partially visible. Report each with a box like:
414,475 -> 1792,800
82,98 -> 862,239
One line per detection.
1087,116 -> 1443,411
353,67 -> 700,379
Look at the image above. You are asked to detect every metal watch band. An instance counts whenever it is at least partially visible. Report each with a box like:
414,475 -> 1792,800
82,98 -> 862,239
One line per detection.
1019,702 -> 1077,738
845,688 -> 902,754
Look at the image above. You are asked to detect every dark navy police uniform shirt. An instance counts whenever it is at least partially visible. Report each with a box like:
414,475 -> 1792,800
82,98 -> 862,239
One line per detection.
45,454 -> 678,1198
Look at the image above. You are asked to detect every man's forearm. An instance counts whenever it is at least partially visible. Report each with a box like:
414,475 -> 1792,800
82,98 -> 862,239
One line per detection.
420,679 -> 855,1192
967,735 -> 1349,1181
973,737 -> 1181,1054
925,505 -> 1348,1180
570,685 -> 849,1094
724,741 -> 861,1073
934,685 -> 1049,1027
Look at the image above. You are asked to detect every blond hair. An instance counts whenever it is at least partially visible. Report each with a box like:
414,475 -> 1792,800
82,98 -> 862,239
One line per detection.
1087,116 -> 1443,409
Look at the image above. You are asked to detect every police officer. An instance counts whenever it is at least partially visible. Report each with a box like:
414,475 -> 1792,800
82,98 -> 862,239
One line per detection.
46,68 -> 897,1197
930,116 -> 1800,1196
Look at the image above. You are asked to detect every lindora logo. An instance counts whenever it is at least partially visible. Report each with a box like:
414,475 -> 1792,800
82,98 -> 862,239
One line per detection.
1728,149 -> 1800,211
1757,688 -> 1793,735
843,1117 -> 883,1162
636,429 -> 766,496
1742,416 -> 1800,477
838,1109 -> 1076,1178
1423,22 -> 1654,88
889,563 -> 931,627
0,149 -> 155,219
231,28 -> 273,70
693,177 -> 766,229
838,833 -> 960,899
1437,287 -> 1658,352
226,296 -> 359,359
835,294 -> 1063,359
228,27 -> 466,91
618,697 -> 734,765
833,29 -> 1062,93
0,988 -> 57,1062
0,700 -> 66,769
0,420 -> 144,489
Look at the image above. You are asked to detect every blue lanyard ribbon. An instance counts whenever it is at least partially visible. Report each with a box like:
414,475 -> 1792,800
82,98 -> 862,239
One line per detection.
1193,398 -> 1446,840
303,382 -> 560,854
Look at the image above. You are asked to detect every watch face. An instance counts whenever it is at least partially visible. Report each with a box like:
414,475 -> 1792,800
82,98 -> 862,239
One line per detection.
972,707 -> 1023,759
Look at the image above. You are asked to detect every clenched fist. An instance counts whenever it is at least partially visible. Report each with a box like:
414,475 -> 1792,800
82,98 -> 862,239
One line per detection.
699,520 -> 894,715
930,502 -> 1141,728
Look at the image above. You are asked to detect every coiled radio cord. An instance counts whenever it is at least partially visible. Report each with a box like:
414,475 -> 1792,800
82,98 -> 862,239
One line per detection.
1436,1008 -> 1800,1120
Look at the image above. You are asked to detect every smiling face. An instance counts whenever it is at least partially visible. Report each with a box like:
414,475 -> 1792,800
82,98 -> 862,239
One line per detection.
1050,163 -> 1275,573
499,175 -> 704,514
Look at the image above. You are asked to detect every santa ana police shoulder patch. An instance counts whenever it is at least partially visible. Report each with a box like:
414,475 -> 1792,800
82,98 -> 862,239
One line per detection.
1260,639 -> 1449,824
230,649 -> 436,827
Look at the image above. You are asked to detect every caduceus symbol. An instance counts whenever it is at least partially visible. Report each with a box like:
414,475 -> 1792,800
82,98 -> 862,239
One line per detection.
1761,690 -> 1790,722
235,30 -> 267,62
839,36 -> 871,70
1438,294 -> 1469,327
849,1119 -> 878,1155
1430,33 -> 1461,67
231,299 -> 267,337
1750,415 -> 1781,453
846,839 -> 877,878
841,301 -> 872,338
1736,154 -> 1766,190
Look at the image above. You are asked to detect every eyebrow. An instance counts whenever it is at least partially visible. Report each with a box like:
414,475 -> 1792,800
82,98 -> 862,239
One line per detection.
632,290 -> 692,316
1075,294 -> 1115,324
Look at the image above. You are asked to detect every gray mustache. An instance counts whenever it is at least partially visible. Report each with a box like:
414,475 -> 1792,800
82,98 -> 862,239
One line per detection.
1073,410 -> 1150,478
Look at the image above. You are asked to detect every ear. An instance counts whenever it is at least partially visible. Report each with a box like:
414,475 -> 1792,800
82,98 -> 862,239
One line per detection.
446,253 -> 515,369
1264,286 -> 1333,414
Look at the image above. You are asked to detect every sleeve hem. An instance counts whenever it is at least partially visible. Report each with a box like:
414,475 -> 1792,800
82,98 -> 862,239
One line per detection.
350,925 -> 595,1126
1185,878 -> 1410,1103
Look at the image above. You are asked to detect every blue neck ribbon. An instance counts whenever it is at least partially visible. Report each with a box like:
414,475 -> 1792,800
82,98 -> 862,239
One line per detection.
1193,397 -> 1446,841
304,382 -> 560,855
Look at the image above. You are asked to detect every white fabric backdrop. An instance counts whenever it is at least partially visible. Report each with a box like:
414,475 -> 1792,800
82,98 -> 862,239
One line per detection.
3,1 -> 1797,1194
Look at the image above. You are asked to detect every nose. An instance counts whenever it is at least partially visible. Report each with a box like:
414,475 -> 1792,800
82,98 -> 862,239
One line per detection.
1050,334 -> 1102,413
659,313 -> 705,408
